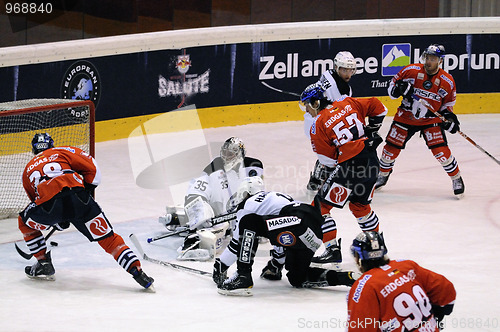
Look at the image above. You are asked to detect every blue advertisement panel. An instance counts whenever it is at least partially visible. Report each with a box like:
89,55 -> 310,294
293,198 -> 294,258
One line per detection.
0,33 -> 498,121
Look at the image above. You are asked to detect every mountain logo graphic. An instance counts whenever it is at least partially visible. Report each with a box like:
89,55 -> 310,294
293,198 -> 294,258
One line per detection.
381,43 -> 411,77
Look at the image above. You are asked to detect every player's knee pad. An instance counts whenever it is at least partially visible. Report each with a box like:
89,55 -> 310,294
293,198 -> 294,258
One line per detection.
431,146 -> 452,163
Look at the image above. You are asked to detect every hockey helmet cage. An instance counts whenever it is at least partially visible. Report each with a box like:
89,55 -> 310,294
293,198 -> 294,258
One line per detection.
220,137 -> 246,171
334,51 -> 356,70
32,133 -> 54,154
422,44 -> 445,59
234,176 -> 264,206
350,231 -> 388,262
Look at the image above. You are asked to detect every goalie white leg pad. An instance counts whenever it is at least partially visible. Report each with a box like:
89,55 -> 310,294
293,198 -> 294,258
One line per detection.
204,222 -> 230,254
176,248 -> 212,261
197,229 -> 216,260
175,229 -> 215,262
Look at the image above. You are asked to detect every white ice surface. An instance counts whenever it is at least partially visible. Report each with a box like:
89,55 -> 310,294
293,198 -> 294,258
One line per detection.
1,114 -> 500,332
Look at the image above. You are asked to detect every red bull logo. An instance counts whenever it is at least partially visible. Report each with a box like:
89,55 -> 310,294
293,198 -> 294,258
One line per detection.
176,55 -> 191,74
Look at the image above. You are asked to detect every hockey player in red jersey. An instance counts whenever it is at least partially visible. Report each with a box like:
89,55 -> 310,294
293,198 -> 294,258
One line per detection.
375,44 -> 465,197
300,85 -> 387,265
347,231 -> 456,331
18,133 -> 154,291
212,176 -> 358,296
301,51 -> 357,191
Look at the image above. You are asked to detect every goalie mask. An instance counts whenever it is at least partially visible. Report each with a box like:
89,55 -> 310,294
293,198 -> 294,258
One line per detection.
31,133 -> 54,154
220,137 -> 245,171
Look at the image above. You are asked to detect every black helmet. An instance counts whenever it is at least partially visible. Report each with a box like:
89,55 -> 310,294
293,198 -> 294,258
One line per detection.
350,231 -> 388,262
31,133 -> 54,154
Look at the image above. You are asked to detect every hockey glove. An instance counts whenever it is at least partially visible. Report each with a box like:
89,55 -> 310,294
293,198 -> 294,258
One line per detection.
260,259 -> 284,280
395,80 -> 414,98
432,303 -> 454,330
213,258 -> 229,286
84,182 -> 97,197
390,80 -> 413,99
364,131 -> 383,150
438,109 -> 460,134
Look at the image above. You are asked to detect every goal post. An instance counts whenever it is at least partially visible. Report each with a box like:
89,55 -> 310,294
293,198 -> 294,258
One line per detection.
0,99 -> 95,219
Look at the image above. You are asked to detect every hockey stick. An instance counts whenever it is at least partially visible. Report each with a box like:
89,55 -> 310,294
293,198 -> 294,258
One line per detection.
415,96 -> 500,166
15,228 -> 57,260
261,81 -> 301,97
147,227 -> 189,243
129,234 -> 213,277
148,212 -> 237,243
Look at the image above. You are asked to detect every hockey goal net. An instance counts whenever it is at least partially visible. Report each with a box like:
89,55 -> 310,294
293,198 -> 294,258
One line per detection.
0,99 -> 95,219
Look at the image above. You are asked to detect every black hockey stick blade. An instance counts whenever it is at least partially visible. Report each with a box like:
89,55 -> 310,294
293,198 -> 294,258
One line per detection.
15,228 -> 57,260
14,243 -> 33,260
129,233 -> 212,277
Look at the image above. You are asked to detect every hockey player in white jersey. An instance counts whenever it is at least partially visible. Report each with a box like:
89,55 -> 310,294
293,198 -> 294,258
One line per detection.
213,177 -> 358,296
159,137 -> 264,261
301,51 -> 356,190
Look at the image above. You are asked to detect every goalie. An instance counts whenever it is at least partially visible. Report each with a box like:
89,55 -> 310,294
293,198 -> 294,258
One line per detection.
159,137 -> 264,261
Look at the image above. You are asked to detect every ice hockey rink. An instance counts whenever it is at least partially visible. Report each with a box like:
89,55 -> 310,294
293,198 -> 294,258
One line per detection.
1,113 -> 499,332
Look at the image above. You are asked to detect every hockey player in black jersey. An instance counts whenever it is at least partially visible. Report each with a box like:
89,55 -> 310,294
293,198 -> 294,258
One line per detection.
213,176 -> 359,296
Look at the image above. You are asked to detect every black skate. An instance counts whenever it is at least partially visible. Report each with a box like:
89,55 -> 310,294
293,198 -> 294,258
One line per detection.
452,176 -> 465,198
218,271 -> 253,296
375,170 -> 392,190
130,266 -> 155,292
25,251 -> 55,281
311,239 -> 342,264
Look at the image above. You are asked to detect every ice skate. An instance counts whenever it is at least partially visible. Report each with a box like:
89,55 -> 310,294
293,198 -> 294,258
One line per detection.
218,271 -> 253,296
130,266 -> 155,292
311,239 -> 342,264
452,176 -> 465,199
375,170 -> 392,190
25,251 -> 55,281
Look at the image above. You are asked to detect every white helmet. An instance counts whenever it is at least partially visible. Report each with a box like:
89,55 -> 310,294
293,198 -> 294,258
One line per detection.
234,176 -> 264,206
220,137 -> 245,171
334,51 -> 356,71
